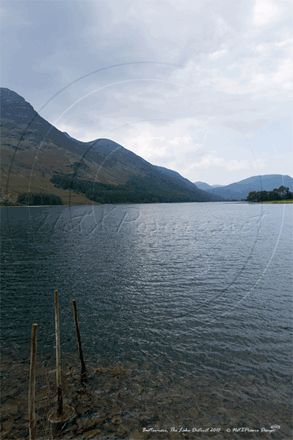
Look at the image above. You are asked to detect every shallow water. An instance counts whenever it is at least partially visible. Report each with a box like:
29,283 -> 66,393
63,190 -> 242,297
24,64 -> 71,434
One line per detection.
1,202 -> 292,439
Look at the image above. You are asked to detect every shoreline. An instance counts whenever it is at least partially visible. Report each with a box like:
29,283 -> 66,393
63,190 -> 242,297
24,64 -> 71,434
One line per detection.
257,200 -> 293,204
0,203 -> 100,208
1,200 -> 292,208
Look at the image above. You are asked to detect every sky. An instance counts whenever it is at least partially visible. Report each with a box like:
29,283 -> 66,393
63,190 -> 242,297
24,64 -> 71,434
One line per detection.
1,0 -> 292,185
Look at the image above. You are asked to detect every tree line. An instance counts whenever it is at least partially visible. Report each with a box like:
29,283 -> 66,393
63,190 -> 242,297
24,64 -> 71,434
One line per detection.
17,192 -> 63,205
50,173 -> 212,204
246,186 -> 293,202
50,174 -> 164,204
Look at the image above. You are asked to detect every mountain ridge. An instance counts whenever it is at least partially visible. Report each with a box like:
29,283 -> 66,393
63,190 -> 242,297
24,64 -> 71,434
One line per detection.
195,175 -> 293,200
194,181 -> 224,190
0,88 -> 221,204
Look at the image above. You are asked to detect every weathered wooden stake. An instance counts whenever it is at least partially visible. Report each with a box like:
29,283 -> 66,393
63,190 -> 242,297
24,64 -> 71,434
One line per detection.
28,323 -> 38,440
72,299 -> 87,380
54,289 -> 63,416
48,290 -> 75,425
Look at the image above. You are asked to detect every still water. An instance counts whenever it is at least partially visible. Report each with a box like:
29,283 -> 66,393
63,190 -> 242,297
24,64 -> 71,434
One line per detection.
1,202 -> 292,439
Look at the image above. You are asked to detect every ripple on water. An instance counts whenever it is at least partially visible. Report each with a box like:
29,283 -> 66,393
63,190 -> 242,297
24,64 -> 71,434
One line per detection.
1,204 -> 292,438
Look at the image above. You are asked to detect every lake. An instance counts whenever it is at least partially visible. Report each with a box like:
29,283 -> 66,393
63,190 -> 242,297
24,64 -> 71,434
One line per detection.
1,202 -> 292,439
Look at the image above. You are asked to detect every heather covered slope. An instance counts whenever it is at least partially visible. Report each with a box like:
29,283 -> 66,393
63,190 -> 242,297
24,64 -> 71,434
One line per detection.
1,88 -> 222,203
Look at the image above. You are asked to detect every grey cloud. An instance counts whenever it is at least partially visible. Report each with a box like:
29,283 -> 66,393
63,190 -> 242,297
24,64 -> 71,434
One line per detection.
1,0 -> 292,184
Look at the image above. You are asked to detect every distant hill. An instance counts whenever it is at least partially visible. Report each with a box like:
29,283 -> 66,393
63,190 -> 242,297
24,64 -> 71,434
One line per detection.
0,88 -> 221,204
200,175 -> 293,200
194,181 -> 224,191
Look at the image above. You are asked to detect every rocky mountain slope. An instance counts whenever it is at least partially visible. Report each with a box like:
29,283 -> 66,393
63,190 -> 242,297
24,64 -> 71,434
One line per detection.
1,88 -> 221,204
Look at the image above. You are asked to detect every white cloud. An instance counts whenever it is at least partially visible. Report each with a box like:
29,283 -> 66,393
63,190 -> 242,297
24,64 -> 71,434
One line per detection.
275,34 -> 293,49
252,0 -> 284,27
190,157 -> 257,172
197,46 -> 293,99
252,158 -> 267,169
169,135 -> 193,145
209,49 -> 228,60
191,154 -> 225,169
254,43 -> 269,53
225,159 -> 250,171
273,58 -> 293,83
125,132 -> 171,160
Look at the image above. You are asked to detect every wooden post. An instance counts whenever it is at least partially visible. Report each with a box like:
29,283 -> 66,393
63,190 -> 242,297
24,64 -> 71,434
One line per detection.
48,290 -> 75,425
54,290 -> 63,416
28,323 -> 38,440
72,299 -> 87,380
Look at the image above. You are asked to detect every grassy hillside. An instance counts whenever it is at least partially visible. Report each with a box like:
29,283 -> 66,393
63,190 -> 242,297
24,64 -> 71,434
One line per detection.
1,88 -> 222,204
0,167 -> 98,205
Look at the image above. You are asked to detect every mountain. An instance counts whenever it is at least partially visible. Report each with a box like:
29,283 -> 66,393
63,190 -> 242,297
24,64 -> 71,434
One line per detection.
201,175 -> 293,200
194,181 -> 224,191
0,88 -> 221,204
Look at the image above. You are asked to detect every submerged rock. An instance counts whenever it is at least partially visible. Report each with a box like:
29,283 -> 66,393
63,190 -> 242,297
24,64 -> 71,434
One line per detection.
84,428 -> 101,438
111,415 -> 122,425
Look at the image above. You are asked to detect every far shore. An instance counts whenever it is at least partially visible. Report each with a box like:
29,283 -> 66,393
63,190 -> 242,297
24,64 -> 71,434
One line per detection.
0,203 -> 100,208
257,200 -> 293,204
1,199 -> 292,208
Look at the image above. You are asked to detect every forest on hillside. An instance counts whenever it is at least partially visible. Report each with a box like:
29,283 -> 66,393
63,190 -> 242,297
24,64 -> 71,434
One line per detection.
50,174 -> 163,204
50,174 -> 205,204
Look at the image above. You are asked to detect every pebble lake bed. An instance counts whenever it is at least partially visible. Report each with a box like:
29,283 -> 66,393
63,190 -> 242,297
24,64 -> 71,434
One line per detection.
1,202 -> 292,439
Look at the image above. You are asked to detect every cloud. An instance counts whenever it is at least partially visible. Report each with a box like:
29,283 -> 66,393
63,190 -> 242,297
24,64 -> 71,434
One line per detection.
169,135 -> 193,146
191,154 -> 225,169
125,131 -> 170,159
111,119 -> 207,164
185,153 -> 268,175
2,0 -> 292,184
209,49 -> 228,60
252,0 -> 284,27
0,4 -> 10,21
190,156 -> 257,172
225,159 -> 250,171
252,158 -> 267,169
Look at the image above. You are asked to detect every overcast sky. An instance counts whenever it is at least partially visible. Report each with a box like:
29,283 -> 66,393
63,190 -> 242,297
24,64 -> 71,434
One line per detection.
1,0 -> 292,185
